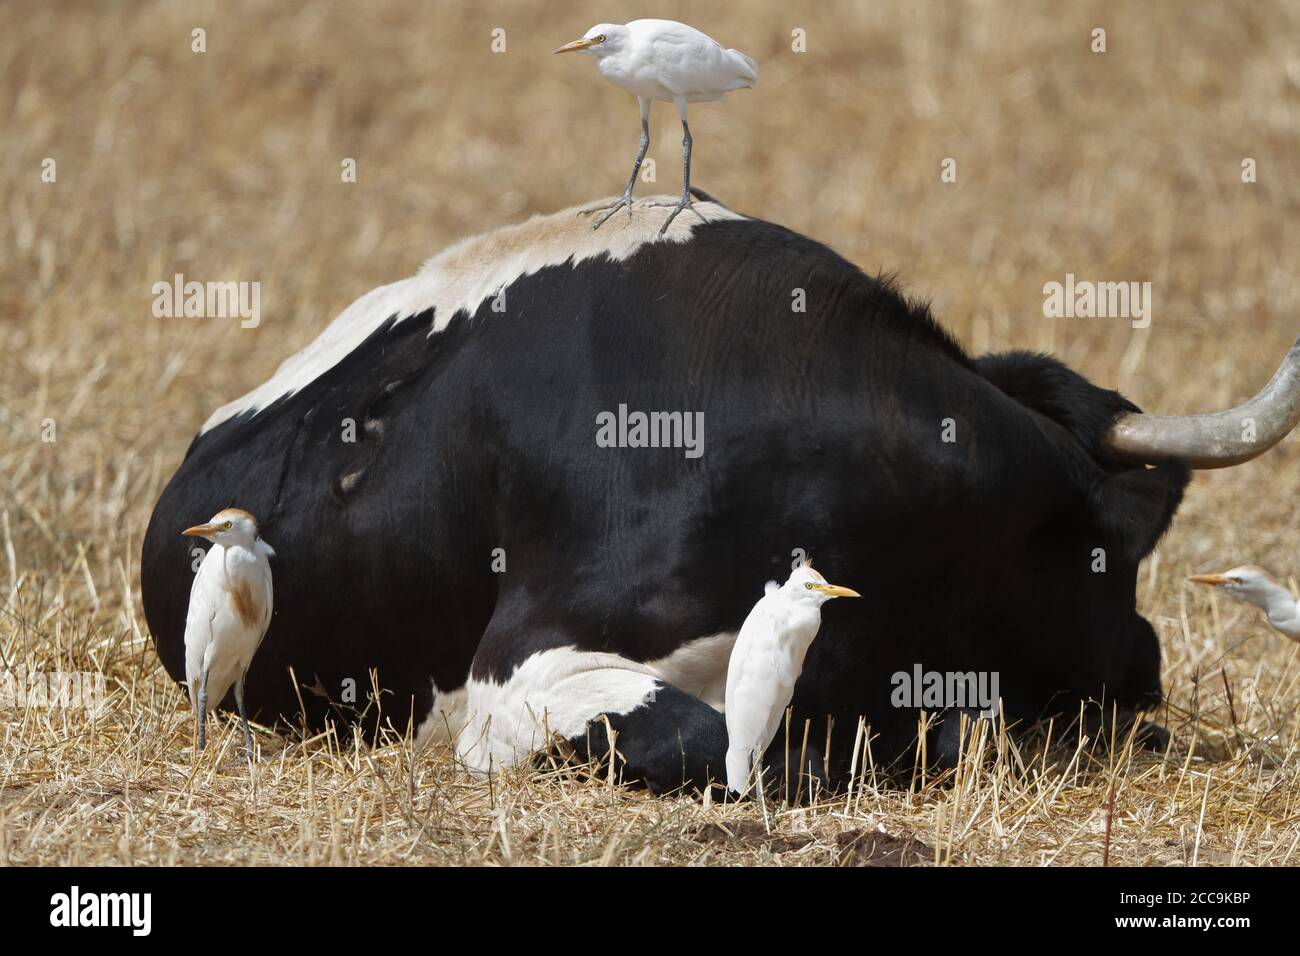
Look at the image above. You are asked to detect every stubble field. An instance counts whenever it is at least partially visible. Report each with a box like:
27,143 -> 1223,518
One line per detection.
1,0 -> 1298,865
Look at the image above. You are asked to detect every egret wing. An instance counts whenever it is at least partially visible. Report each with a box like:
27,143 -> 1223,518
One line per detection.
725,600 -> 780,703
725,48 -> 758,84
645,23 -> 755,96
725,600 -> 793,749
182,556 -> 218,706
256,565 -> 274,644
759,619 -> 800,749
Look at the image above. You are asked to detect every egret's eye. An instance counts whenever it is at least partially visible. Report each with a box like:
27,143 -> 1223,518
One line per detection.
223,521 -> 233,530
804,582 -> 813,590
596,34 -> 606,42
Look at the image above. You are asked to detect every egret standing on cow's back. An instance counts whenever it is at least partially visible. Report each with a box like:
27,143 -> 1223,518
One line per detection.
181,508 -> 275,759
555,19 -> 757,233
725,561 -> 859,795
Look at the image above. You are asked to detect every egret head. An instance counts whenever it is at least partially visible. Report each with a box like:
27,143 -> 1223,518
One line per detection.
554,24 -> 629,58
1189,565 -> 1276,602
784,560 -> 861,606
182,507 -> 261,548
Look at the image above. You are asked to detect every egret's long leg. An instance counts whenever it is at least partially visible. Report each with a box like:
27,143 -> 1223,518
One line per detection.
581,97 -> 651,229
656,99 -> 707,235
235,676 -> 254,764
197,669 -> 208,752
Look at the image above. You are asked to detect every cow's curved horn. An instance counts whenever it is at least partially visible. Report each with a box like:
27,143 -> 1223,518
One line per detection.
1106,337 -> 1300,469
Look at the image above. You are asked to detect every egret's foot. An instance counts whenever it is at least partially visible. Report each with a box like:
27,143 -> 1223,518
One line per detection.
239,717 -> 258,763
197,683 -> 208,752
734,747 -> 827,805
654,195 -> 706,235
578,194 -> 635,230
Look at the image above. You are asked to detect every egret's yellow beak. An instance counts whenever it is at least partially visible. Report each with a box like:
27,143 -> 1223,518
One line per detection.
554,37 -> 599,54
181,523 -> 218,537
1189,573 -> 1231,587
814,583 -> 861,598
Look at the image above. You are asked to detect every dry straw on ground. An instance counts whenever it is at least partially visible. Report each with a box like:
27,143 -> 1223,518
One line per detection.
1,1 -> 1298,865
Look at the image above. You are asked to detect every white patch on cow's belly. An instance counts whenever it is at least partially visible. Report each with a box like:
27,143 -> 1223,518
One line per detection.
201,197 -> 746,433
457,650 -> 660,780
426,634 -> 736,775
414,680 -> 469,749
456,648 -> 660,774
644,631 -> 737,713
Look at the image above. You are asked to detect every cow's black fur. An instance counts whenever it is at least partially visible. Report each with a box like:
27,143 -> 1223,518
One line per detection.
142,214 -> 1189,792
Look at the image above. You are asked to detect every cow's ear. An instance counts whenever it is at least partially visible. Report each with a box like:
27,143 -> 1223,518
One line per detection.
1087,461 -> 1191,563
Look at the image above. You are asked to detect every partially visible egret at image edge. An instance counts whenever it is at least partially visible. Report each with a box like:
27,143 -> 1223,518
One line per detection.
1190,565 -> 1300,641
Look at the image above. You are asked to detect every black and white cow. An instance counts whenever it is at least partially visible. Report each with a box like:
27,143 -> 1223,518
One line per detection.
141,196 -> 1300,792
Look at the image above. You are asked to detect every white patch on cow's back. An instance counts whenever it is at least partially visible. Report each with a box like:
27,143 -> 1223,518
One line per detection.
644,632 -> 737,713
456,647 -> 660,775
201,197 -> 746,433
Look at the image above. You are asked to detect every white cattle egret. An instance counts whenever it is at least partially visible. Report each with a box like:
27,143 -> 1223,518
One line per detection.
725,561 -> 859,794
181,508 -> 275,758
1190,566 -> 1300,641
555,19 -> 757,233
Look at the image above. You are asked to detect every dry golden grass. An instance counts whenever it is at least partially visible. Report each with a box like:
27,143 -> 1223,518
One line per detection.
1,0 -> 1298,866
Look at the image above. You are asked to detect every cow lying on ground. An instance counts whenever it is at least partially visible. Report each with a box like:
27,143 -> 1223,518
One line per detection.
142,195 -> 1300,792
